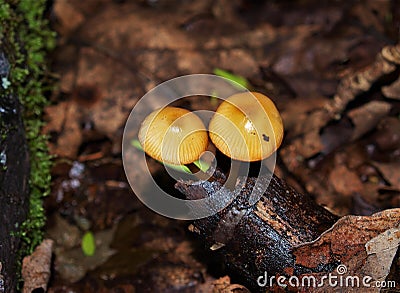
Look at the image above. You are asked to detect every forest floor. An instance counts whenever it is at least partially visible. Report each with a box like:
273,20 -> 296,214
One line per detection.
43,0 -> 399,291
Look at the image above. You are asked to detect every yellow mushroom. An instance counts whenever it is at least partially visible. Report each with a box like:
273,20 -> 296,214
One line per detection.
138,106 -> 208,166
208,92 -> 284,189
209,92 -> 284,162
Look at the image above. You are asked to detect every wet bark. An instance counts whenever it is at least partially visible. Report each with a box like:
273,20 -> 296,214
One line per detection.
175,170 -> 339,292
0,50 -> 30,293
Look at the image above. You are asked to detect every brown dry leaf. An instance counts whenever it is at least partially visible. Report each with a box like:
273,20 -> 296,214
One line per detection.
373,117 -> 400,151
363,227 -> 400,282
293,209 -> 400,290
329,165 -> 363,196
52,0 -> 85,37
372,162 -> 400,190
212,276 -> 250,293
281,97 -> 329,136
269,26 -> 321,76
216,49 -> 259,78
280,44 -> 400,216
75,47 -> 139,137
46,214 -> 81,249
43,101 -> 82,158
347,101 -> 391,141
350,0 -> 392,35
44,47 -> 141,158
346,144 -> 368,169
357,182 -> 382,210
22,239 -> 54,293
79,5 -> 196,52
292,130 -> 324,158
52,44 -> 79,93
382,76 -> 400,100
280,144 -> 305,174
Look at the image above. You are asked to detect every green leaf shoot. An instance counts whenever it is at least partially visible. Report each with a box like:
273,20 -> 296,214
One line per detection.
213,68 -> 249,89
81,231 -> 96,256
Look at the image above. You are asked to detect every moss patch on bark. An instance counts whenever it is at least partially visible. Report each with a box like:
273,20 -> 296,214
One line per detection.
0,0 -> 54,280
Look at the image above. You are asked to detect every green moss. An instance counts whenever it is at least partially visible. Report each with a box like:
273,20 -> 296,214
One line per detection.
0,0 -> 55,286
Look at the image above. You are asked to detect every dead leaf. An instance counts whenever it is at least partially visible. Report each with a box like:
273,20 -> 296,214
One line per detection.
43,101 -> 83,158
347,101 -> 391,141
293,130 -> 324,158
350,1 -> 391,35
52,0 -> 85,36
212,276 -> 250,293
329,165 -> 363,196
363,227 -> 400,281
22,239 -> 54,293
281,97 -> 329,136
382,77 -> 400,100
294,208 -> 400,268
373,117 -> 400,151
372,162 -> 400,190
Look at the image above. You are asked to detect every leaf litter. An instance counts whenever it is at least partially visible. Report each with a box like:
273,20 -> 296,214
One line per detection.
43,0 -> 400,291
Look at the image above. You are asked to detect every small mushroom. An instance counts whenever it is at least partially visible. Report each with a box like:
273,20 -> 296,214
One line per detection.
208,92 -> 284,188
209,92 -> 283,161
138,106 -> 208,166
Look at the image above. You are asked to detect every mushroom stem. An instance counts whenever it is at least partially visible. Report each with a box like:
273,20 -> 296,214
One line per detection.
224,160 -> 246,190
186,162 -> 212,181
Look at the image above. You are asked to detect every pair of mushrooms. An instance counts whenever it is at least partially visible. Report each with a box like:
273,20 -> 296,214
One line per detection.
138,92 -> 284,179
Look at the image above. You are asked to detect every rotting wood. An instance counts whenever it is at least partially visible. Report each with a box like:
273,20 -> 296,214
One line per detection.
176,170 -> 339,291
176,170 -> 400,292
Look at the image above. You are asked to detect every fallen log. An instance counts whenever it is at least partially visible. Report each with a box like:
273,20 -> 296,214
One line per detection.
176,170 -> 399,292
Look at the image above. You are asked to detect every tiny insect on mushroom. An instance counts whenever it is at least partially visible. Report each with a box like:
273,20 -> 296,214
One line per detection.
138,106 -> 209,175
208,91 -> 284,189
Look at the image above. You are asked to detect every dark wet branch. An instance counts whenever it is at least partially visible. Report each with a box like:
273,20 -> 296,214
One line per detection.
175,170 -> 339,291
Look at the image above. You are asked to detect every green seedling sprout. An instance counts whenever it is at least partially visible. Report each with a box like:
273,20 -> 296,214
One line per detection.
81,231 -> 96,256
213,68 -> 250,89
210,90 -> 219,106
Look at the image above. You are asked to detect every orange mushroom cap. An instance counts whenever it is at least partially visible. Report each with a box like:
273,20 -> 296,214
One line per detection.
138,106 -> 208,165
209,92 -> 284,162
